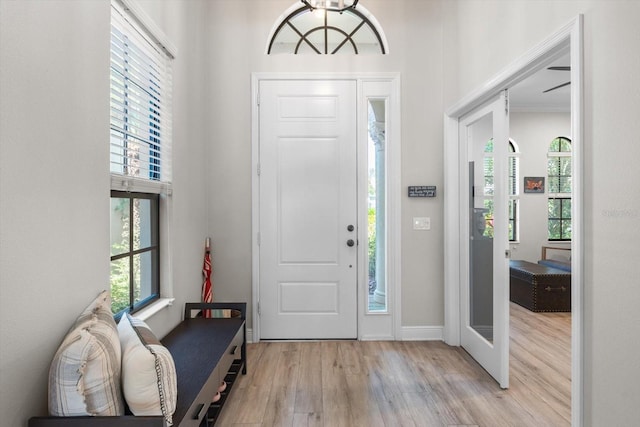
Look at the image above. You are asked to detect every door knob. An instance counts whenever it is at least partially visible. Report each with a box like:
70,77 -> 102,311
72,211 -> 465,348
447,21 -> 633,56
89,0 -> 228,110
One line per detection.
347,239 -> 355,247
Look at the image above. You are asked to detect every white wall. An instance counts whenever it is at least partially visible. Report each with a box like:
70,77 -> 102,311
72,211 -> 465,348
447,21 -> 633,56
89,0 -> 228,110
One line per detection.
204,0 -> 446,328
0,1 -> 210,425
510,112 -> 571,263
3,1 -> 640,425
127,0 -> 212,339
0,2 -> 110,425
443,1 -> 640,424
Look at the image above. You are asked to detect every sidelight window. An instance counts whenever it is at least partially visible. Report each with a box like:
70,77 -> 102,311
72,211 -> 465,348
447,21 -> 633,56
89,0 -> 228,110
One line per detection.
367,99 -> 387,312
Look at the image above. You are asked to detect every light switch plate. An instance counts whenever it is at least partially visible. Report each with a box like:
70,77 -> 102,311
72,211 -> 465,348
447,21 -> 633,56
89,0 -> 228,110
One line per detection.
413,217 -> 431,230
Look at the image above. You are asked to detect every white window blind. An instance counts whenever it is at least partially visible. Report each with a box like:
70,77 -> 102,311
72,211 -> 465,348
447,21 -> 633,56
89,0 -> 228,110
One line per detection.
110,1 -> 173,194
483,139 -> 520,241
508,142 -> 518,196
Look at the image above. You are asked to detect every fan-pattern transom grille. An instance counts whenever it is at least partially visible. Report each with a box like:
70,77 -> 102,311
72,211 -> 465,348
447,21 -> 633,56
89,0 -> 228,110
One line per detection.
267,5 -> 386,55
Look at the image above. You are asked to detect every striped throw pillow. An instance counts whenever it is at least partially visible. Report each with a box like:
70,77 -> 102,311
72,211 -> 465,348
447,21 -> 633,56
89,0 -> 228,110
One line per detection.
48,290 -> 124,416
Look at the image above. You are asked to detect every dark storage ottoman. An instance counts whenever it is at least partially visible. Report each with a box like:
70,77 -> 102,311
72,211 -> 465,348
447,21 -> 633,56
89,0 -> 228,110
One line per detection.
509,260 -> 571,312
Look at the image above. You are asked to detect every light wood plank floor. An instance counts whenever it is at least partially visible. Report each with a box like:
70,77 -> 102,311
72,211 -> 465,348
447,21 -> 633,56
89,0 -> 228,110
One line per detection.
216,303 -> 570,426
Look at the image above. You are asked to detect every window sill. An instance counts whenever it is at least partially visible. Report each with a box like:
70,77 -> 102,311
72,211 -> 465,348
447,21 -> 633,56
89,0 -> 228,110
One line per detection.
134,297 -> 175,321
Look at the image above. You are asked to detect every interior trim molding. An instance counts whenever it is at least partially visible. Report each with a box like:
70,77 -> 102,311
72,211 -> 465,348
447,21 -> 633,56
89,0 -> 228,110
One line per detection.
400,326 -> 443,341
115,0 -> 177,58
445,17 -> 579,118
248,327 -> 442,343
443,15 -> 583,426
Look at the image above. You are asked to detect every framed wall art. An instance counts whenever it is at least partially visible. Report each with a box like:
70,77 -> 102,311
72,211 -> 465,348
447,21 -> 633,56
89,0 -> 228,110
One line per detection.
524,177 -> 545,193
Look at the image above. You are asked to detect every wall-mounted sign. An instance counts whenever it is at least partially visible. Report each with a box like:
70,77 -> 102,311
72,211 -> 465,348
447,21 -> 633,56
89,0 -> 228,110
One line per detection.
408,186 -> 436,198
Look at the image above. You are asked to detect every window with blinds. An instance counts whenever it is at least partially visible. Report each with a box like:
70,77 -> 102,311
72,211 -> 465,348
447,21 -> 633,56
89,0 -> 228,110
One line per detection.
109,0 -> 173,315
482,139 -> 519,241
547,137 -> 572,241
110,0 -> 173,193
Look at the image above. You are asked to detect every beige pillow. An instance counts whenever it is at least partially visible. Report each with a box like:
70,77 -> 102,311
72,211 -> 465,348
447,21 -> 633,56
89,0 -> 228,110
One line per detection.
118,313 -> 177,425
48,290 -> 124,416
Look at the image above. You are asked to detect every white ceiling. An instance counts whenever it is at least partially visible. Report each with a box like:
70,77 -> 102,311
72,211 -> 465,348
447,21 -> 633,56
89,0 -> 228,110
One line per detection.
509,52 -> 571,112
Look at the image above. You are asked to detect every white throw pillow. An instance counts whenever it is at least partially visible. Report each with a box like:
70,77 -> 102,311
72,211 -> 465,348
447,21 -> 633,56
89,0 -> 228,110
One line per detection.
48,290 -> 124,416
118,313 -> 177,425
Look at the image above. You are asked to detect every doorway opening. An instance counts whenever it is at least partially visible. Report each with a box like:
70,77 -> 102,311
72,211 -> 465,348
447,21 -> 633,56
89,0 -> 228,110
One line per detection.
443,16 -> 583,425
508,52 -> 573,424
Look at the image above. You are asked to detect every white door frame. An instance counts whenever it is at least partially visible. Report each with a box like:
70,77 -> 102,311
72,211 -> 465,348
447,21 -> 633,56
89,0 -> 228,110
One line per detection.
251,72 -> 402,342
443,16 -> 584,426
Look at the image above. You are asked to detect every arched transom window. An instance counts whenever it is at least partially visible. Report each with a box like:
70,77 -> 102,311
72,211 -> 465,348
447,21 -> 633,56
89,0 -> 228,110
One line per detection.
267,3 -> 388,55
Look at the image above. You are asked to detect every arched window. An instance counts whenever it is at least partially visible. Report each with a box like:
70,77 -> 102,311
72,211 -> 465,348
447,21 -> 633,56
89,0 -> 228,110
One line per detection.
482,139 -> 519,241
266,3 -> 388,54
548,137 -> 572,240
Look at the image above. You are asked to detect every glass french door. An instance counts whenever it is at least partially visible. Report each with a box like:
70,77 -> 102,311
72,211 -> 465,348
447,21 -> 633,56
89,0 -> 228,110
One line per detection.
459,91 -> 510,388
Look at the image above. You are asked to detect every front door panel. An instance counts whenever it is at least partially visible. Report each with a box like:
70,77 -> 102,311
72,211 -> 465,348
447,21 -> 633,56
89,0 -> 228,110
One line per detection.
259,80 -> 357,339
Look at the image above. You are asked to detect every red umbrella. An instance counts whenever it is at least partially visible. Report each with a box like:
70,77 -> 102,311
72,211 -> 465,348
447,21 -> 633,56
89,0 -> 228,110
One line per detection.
202,238 -> 213,318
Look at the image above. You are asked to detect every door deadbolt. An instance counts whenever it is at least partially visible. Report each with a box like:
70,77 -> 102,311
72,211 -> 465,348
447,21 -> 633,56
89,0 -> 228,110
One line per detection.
347,224 -> 355,232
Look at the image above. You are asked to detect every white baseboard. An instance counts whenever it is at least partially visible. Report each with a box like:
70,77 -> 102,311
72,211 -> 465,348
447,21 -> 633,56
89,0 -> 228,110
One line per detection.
400,325 -> 444,341
359,334 -> 395,341
247,326 -> 444,342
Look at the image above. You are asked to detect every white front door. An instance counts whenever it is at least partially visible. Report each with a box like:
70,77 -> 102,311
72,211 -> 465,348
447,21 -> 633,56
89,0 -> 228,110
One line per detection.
459,91 -> 510,388
258,79 -> 358,339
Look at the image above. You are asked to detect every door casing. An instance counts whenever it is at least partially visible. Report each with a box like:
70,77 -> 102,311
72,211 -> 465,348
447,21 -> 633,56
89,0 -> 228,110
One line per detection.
251,73 -> 401,342
443,16 -> 584,426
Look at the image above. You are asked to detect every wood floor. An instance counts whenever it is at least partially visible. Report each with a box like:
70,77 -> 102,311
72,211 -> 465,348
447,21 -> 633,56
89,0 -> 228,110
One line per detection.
216,303 -> 571,426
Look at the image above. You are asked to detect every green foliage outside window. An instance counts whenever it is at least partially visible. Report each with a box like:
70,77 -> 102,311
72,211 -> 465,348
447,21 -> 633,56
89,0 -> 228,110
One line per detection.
548,137 -> 572,240
548,156 -> 572,193
482,139 -> 518,241
549,137 -> 572,152
548,198 -> 572,240
110,258 -> 131,314
480,199 -> 516,241
368,207 -> 376,278
110,197 -> 143,314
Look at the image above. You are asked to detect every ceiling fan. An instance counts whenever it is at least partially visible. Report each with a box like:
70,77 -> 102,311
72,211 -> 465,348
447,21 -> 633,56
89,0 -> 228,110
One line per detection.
543,66 -> 571,93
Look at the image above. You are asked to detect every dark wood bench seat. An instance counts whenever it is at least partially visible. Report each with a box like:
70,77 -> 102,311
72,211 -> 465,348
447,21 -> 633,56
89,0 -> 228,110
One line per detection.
29,302 -> 247,427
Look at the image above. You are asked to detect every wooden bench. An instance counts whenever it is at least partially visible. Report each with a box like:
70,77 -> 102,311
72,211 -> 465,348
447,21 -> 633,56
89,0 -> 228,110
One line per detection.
29,302 -> 247,427
510,260 -> 571,312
